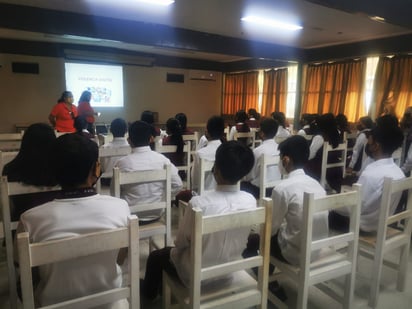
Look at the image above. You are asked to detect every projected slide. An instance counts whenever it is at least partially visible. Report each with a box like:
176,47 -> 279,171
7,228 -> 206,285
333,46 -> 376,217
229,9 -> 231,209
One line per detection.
65,63 -> 124,107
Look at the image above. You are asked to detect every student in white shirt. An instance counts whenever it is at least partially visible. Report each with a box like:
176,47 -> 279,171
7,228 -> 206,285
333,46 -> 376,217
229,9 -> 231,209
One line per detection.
141,141 -> 256,300
100,118 -> 130,183
19,134 -> 130,308
331,115 -> 405,232
191,115 -> 224,193
272,111 -> 291,140
241,117 -> 281,198
113,121 -> 182,219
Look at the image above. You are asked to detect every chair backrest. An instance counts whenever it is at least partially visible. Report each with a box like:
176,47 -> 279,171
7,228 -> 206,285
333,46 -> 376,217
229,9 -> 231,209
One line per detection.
320,140 -> 347,189
17,215 -> 140,309
392,147 -> 403,167
0,132 -> 23,151
0,150 -> 18,173
155,143 -> 191,189
198,158 -> 215,195
234,131 -> 256,148
375,176 -> 412,252
258,154 -> 281,202
345,131 -> 358,153
97,146 -> 131,193
183,131 -> 199,151
187,202 -> 272,308
112,164 -> 172,245
299,184 -> 361,278
0,177 -> 61,309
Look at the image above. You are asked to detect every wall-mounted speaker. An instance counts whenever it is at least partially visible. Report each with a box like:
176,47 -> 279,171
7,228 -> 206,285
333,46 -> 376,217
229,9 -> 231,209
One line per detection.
12,62 -> 39,74
166,73 -> 184,83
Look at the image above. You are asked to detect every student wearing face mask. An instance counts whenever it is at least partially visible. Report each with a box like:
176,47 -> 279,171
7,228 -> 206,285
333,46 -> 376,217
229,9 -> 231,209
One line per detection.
242,135 -> 327,302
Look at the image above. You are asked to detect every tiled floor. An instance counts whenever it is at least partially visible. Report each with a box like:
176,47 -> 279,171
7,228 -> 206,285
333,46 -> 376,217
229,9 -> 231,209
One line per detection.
1,208 -> 411,308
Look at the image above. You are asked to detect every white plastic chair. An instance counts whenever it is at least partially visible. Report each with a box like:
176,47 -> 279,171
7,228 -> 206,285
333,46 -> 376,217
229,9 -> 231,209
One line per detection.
0,176 -> 61,309
97,145 -> 131,193
358,176 -> 412,308
267,184 -> 361,309
0,132 -> 23,151
163,202 -> 272,309
258,154 -> 281,203
234,131 -> 256,148
155,143 -> 191,190
198,158 -> 215,196
17,215 -> 140,309
112,164 -> 172,247
0,150 -> 18,175
183,131 -> 199,151
320,140 -> 347,191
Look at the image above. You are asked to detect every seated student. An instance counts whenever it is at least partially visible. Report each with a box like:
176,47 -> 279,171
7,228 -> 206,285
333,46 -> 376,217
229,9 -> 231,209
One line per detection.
228,109 -> 250,142
175,112 -> 194,135
161,117 -> 185,170
246,108 -> 260,128
330,115 -> 405,232
100,118 -> 130,184
241,118 -> 281,199
272,111 -> 291,139
141,141 -> 256,300
305,113 -> 343,192
243,135 -> 327,300
191,115 -> 224,193
114,121 -> 182,219
346,116 -> 374,175
2,123 -> 58,221
73,115 -> 95,140
18,134 -> 131,308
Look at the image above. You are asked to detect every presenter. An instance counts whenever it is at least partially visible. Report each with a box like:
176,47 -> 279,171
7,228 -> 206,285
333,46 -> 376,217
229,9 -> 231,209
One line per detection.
49,91 -> 77,133
77,90 -> 100,135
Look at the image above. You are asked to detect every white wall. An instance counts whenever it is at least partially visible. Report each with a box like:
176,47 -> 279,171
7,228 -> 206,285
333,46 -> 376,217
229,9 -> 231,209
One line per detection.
0,53 -> 221,132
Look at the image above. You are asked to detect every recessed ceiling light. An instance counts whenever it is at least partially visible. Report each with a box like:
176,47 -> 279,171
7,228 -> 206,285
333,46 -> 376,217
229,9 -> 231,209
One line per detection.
241,16 -> 302,31
136,0 -> 175,6
370,15 -> 386,23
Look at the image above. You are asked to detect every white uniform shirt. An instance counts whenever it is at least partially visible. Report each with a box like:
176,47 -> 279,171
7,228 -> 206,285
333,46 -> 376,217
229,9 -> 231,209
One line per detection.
20,195 -> 131,308
348,130 -> 369,169
271,169 -> 327,265
170,185 -> 256,287
309,135 -> 324,160
114,146 -> 182,217
244,139 -> 281,187
191,139 -> 221,192
357,158 -> 405,232
196,135 -> 208,150
275,126 -> 291,139
100,137 -> 130,178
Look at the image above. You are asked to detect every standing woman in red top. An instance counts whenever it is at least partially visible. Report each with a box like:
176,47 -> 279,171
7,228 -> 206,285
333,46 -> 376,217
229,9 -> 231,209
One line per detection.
77,90 -> 98,135
49,91 -> 77,133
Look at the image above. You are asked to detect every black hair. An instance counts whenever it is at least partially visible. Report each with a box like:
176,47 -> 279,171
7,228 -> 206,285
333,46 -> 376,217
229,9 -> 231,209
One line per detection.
259,118 -> 278,139
141,110 -> 155,124
235,110 -> 248,123
2,123 -> 57,186
215,141 -> 254,183
166,118 -> 184,153
57,91 -> 73,103
78,90 -> 92,103
359,116 -> 374,129
371,115 -> 404,155
175,113 -> 188,130
128,120 -> 153,147
272,111 -> 286,128
317,113 -> 340,148
74,116 -> 88,132
110,118 -> 128,137
336,113 -> 349,132
278,135 -> 310,168
206,116 -> 225,140
53,134 -> 98,188
248,108 -> 260,120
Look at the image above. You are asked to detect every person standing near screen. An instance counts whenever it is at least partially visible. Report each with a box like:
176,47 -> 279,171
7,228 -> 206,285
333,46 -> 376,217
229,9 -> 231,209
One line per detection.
49,91 -> 77,133
77,90 -> 98,135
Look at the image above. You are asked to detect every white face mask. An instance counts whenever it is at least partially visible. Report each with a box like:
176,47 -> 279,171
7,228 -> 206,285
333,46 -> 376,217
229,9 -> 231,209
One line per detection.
278,161 -> 288,176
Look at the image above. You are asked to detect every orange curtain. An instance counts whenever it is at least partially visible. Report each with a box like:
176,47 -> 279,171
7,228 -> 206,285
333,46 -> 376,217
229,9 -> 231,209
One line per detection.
222,71 -> 259,115
372,55 -> 412,119
261,68 -> 288,117
301,59 -> 366,122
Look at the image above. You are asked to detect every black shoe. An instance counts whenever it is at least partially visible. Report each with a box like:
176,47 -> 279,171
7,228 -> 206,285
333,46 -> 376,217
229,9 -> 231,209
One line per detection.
268,281 -> 287,302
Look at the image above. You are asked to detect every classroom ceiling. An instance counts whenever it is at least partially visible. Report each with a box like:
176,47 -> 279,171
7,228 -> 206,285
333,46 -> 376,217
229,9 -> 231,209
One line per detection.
0,0 -> 411,65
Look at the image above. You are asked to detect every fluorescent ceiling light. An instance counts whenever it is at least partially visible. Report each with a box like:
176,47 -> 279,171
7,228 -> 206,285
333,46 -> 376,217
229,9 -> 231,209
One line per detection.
136,0 -> 175,6
241,16 -> 302,31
